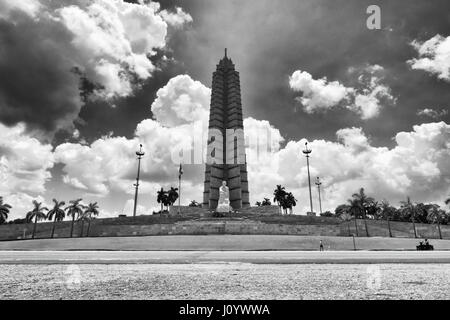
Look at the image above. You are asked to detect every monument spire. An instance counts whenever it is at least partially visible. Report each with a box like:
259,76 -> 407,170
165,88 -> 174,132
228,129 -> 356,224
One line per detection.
203,53 -> 250,210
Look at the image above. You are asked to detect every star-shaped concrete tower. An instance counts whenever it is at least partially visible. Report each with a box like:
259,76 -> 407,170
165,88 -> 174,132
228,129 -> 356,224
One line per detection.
203,49 -> 250,210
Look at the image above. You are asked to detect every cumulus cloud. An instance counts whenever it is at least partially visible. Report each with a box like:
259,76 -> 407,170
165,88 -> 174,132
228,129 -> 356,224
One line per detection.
244,118 -> 286,205
0,123 -> 54,219
57,0 -> 168,99
408,34 -> 450,81
252,121 -> 450,213
51,74 -> 211,218
0,123 -> 54,194
289,70 -> 352,113
160,7 -> 193,28
3,193 -> 48,221
54,136 -> 136,196
54,118 -> 206,197
289,65 -> 395,119
417,108 -> 448,119
151,74 -> 211,127
0,0 -> 192,136
0,0 -> 41,20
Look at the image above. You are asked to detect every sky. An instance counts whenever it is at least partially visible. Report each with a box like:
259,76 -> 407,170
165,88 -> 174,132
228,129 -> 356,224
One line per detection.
0,0 -> 449,219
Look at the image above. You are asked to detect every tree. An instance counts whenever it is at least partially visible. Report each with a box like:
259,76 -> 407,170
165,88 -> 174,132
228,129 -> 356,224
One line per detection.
320,211 -> 334,217
285,192 -> 297,215
168,187 -> 179,207
157,188 -> 167,214
162,194 -> 170,211
414,203 -> 430,224
339,212 -> 353,236
347,198 -> 361,237
378,200 -> 394,238
256,198 -> 272,207
426,204 -> 447,240
26,200 -> 48,239
400,196 -> 418,238
189,200 -> 201,207
0,197 -> 12,225
334,204 -> 350,217
47,199 -> 65,239
366,201 -> 379,220
65,199 -> 84,238
351,188 -> 375,237
83,202 -> 99,237
273,185 -> 286,215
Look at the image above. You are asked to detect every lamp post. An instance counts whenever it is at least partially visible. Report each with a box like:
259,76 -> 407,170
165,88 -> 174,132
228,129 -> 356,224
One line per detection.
302,142 -> 314,214
315,176 -> 323,215
133,144 -> 145,217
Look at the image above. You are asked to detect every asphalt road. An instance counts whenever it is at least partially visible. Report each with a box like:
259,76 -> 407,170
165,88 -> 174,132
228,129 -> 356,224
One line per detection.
0,250 -> 449,264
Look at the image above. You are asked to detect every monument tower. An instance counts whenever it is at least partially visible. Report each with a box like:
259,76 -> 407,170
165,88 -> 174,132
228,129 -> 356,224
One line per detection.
203,50 -> 250,210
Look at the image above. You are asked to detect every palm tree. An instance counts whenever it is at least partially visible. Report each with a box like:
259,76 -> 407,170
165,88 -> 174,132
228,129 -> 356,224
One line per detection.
77,210 -> 89,237
168,187 -> 179,208
157,188 -> 167,214
84,202 -> 99,237
335,204 -> 350,217
262,198 -> 271,206
366,201 -> 379,220
65,199 -> 84,238
379,200 -> 393,238
163,192 -> 171,211
339,212 -> 353,236
347,198 -> 361,237
414,203 -> 430,224
426,204 -> 446,240
255,201 -> 262,207
47,199 -> 65,239
0,197 -> 12,224
280,197 -> 288,215
189,200 -> 200,207
400,196 -> 418,238
273,185 -> 286,215
351,188 -> 374,237
26,200 -> 48,239
285,192 -> 297,215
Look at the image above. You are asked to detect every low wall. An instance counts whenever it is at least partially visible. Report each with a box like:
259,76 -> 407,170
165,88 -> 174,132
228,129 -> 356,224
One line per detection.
168,206 -> 210,216
240,205 -> 280,215
0,214 -> 202,240
1,215 -> 448,241
253,215 -> 342,225
0,219 -> 344,240
168,205 -> 281,216
68,220 -> 345,237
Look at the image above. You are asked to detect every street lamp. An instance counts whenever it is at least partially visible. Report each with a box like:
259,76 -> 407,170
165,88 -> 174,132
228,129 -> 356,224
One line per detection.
302,142 -> 314,214
315,176 -> 323,215
133,144 -> 145,217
